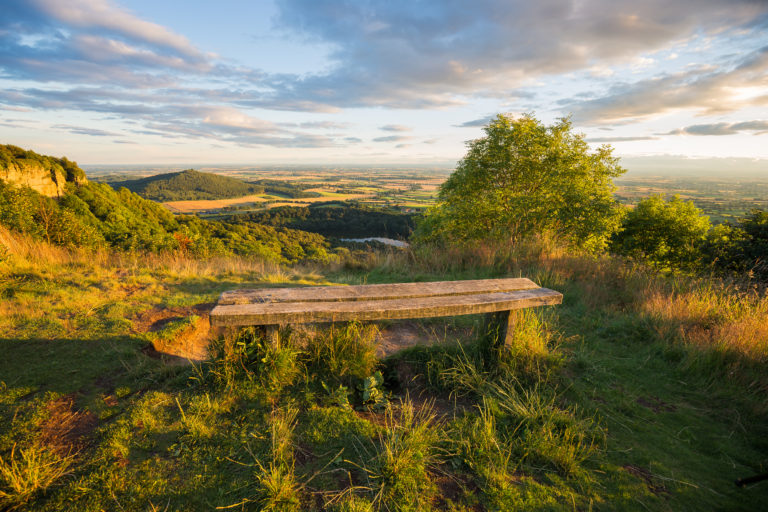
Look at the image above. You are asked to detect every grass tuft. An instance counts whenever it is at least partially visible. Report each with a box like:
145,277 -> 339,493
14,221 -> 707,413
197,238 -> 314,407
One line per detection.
363,397 -> 440,511
303,321 -> 379,385
0,444 -> 74,509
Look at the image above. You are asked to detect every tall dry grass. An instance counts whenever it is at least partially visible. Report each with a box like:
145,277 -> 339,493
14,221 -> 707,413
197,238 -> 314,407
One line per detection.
0,224 -> 283,279
369,238 -> 768,396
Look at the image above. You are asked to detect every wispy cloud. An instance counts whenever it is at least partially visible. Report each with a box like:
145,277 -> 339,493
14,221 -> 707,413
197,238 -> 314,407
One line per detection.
455,116 -> 495,128
52,124 -> 122,137
379,124 -> 411,132
270,0 -> 767,110
372,135 -> 413,143
586,136 -> 659,142
664,120 -> 768,136
1,0 -> 767,156
566,44 -> 768,124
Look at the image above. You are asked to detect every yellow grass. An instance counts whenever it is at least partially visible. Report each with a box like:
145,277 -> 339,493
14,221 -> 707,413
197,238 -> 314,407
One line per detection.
163,194 -> 267,213
163,192 -> 373,213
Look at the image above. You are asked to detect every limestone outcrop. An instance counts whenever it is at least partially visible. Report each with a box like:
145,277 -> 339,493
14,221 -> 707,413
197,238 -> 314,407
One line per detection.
0,144 -> 86,197
0,157 -> 67,197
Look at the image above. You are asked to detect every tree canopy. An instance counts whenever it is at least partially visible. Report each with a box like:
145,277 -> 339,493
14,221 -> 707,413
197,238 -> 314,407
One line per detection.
417,114 -> 626,251
610,194 -> 711,270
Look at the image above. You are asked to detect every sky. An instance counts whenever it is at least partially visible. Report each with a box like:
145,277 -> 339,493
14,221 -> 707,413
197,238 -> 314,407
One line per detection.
1,0 -> 767,168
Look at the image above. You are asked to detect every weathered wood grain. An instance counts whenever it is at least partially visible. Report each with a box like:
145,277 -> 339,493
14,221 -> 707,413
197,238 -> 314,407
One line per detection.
210,288 -> 562,327
218,277 -> 540,305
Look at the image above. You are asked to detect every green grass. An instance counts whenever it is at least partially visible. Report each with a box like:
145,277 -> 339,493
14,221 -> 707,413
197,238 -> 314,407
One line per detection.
1,232 -> 766,510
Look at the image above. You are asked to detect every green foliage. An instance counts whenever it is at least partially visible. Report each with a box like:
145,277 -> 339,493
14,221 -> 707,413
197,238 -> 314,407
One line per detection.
0,181 -> 103,247
303,322 -> 379,385
611,194 -> 711,270
110,169 -> 265,201
180,215 -> 334,264
417,114 -> 625,251
68,182 -> 180,251
704,209 -> 768,280
359,371 -> 388,410
0,144 -> 85,186
0,444 -> 74,509
231,204 -> 416,239
232,328 -> 301,397
1,147 -> 337,264
252,179 -> 321,199
365,399 -> 439,511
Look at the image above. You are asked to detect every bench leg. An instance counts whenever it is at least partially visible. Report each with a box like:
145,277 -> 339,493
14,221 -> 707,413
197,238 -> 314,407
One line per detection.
263,325 -> 280,345
484,310 -> 517,349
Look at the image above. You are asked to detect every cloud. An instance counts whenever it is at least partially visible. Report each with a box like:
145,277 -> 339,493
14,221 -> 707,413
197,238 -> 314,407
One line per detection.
586,136 -> 658,142
52,124 -> 122,137
379,124 -> 411,132
372,135 -> 413,143
279,121 -> 351,130
32,0 -> 208,61
270,0 -> 768,109
664,120 -> 768,136
455,115 -> 495,128
1,0 -> 767,152
566,44 -> 768,123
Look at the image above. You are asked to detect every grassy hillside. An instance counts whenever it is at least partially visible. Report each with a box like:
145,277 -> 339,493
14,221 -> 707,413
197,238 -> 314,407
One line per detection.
1,230 -> 765,510
0,148 -> 340,265
111,169 -> 266,202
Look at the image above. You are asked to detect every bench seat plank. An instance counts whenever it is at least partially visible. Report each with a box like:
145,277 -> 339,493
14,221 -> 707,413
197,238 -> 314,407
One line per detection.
210,287 -> 562,327
218,277 -> 540,305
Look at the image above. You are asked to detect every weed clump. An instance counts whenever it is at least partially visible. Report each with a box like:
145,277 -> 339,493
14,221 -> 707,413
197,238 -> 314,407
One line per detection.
206,327 -> 301,399
363,398 -> 440,511
303,321 -> 379,385
0,444 -> 74,509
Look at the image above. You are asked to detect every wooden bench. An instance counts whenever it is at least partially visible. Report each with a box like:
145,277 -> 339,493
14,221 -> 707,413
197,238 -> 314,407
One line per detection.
210,278 -> 562,349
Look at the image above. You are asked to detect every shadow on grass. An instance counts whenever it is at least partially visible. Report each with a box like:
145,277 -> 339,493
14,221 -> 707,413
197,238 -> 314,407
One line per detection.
0,335 -> 189,398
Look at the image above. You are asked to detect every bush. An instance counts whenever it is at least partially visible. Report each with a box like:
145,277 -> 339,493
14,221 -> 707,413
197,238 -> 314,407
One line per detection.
611,194 -> 710,270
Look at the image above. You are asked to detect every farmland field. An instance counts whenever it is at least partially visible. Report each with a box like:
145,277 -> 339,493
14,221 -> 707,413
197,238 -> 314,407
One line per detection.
90,165 -> 768,223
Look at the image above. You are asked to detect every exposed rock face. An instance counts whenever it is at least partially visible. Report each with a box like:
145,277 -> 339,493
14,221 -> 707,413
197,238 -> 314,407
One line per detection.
0,157 -> 67,197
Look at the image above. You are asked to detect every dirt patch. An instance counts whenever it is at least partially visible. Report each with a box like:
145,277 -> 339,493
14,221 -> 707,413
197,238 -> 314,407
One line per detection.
433,472 -> 480,510
40,395 -> 99,456
133,304 -> 214,362
376,322 -> 427,358
636,396 -> 676,413
131,303 -> 213,334
623,465 -> 670,496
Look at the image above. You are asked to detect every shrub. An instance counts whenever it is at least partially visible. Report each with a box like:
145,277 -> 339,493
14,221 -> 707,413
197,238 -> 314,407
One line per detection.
611,194 -> 710,270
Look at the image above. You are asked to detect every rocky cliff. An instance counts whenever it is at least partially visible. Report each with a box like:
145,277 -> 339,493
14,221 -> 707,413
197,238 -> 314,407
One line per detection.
0,145 -> 86,197
0,157 -> 66,197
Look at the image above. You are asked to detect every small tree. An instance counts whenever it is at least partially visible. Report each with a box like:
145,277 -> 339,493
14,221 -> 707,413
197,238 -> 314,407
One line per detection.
611,194 -> 711,270
704,209 -> 768,279
416,114 -> 626,251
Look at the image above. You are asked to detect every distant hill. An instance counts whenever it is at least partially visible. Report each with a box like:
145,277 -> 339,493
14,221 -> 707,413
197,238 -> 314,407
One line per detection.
110,169 -> 265,201
0,148 -> 336,263
0,144 -> 85,197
